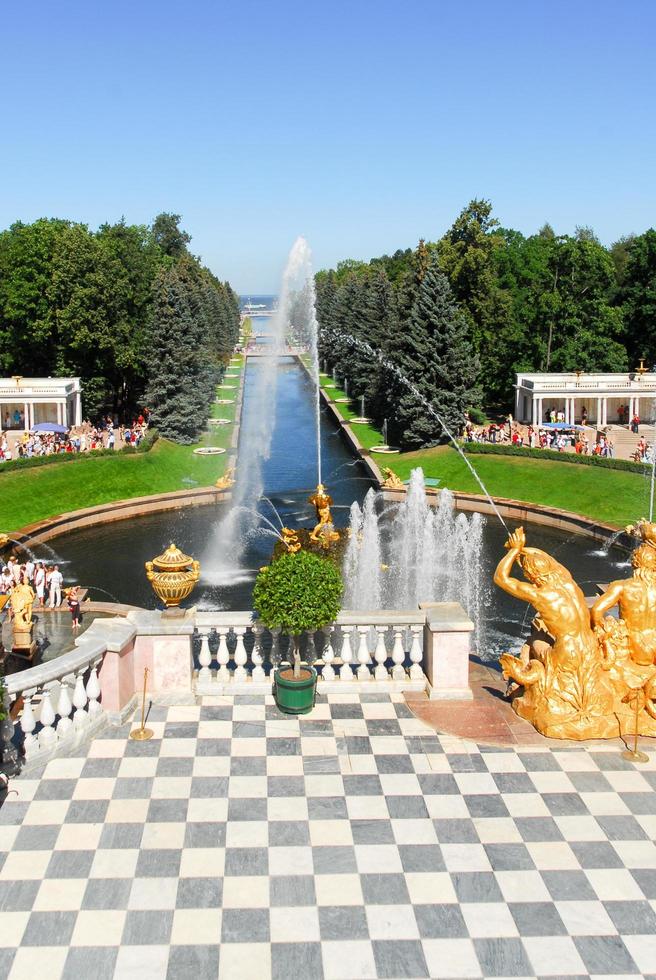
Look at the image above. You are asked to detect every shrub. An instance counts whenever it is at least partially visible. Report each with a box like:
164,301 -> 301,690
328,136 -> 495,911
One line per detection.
460,441 -> 651,475
253,550 -> 343,678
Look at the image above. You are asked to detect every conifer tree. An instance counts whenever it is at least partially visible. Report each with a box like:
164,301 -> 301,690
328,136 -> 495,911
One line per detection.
145,265 -> 215,443
393,257 -> 480,449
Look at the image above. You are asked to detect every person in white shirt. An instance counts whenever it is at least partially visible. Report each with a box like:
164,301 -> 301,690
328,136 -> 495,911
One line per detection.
24,559 -> 35,584
49,565 -> 63,608
34,562 -> 46,604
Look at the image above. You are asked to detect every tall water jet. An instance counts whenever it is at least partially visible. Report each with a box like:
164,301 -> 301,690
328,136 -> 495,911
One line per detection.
204,239 -> 317,585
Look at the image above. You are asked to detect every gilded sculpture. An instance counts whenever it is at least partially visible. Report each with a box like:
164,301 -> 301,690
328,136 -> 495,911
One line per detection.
496,524 -> 656,739
145,543 -> 200,608
10,581 -> 35,631
280,527 -> 301,553
309,484 -> 340,548
215,466 -> 235,491
381,467 -> 405,491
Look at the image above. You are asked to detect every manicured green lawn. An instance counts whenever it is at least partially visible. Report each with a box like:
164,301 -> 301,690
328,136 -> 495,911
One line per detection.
318,377 -> 386,450
385,446 -> 652,528
2,356 -> 245,531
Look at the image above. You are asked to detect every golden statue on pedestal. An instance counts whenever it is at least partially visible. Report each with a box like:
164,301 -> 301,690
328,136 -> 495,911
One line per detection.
215,466 -> 235,491
309,484 -> 340,549
381,467 -> 405,491
11,581 -> 35,632
496,524 -> 656,739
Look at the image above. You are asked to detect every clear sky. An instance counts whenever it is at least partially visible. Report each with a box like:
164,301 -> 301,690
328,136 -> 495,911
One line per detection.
2,0 -> 655,292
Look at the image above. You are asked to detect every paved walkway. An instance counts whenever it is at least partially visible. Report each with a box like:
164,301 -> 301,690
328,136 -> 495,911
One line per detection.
2,692 -> 656,979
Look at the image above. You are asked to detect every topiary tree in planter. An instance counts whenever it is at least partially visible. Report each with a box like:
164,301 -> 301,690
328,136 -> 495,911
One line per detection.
254,550 -> 343,713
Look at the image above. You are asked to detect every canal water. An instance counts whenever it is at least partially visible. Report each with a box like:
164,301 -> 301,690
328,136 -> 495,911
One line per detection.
36,353 -> 631,662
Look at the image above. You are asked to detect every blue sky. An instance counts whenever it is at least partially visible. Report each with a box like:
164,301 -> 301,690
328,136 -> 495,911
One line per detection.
2,0 -> 655,292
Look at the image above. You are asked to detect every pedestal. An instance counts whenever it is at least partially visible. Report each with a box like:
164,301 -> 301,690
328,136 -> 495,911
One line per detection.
420,602 -> 474,700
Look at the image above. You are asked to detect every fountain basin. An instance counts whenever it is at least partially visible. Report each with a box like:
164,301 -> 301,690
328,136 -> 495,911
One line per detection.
215,399 -> 234,404
350,417 -> 371,424
334,397 -> 351,404
192,447 -> 226,456
219,384 -> 236,389
370,445 -> 401,454
208,418 -> 231,425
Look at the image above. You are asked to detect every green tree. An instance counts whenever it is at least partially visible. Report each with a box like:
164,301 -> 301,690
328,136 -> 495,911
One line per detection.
620,229 -> 656,365
392,257 -> 480,448
144,265 -> 216,442
151,212 -> 191,258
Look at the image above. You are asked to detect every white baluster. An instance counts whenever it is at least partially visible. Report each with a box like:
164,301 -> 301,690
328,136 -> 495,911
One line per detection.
409,624 -> 423,680
217,628 -> 230,684
38,686 -> 57,748
56,675 -> 74,736
356,626 -> 371,681
20,690 -> 38,756
251,623 -> 266,683
73,670 -> 88,729
339,626 -> 354,681
374,626 -> 389,681
391,629 -> 406,680
233,627 -> 247,682
198,632 -> 212,684
86,662 -> 102,716
321,625 -> 335,681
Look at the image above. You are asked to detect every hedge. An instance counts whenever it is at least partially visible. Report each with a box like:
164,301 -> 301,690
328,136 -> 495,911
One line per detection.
460,441 -> 652,475
0,429 -> 159,476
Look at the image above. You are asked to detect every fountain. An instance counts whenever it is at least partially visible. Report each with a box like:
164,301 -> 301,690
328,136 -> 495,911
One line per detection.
371,418 -> 400,454
351,395 -> 371,424
342,469 -> 485,646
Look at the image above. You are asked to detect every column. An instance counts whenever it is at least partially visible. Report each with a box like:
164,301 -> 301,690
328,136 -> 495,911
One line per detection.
635,398 -> 640,422
564,399 -> 570,425
75,391 -> 82,426
628,397 -> 634,425
56,402 -> 63,425
532,396 -> 539,427
23,401 -> 29,431
421,603 -> 474,700
602,398 -> 608,426
596,397 -> 602,426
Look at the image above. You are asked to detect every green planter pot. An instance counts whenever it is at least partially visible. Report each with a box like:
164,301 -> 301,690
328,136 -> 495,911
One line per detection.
273,665 -> 317,715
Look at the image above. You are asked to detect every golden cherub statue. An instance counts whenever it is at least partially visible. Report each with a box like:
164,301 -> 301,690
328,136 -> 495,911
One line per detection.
496,524 -> 656,739
381,467 -> 405,491
215,466 -> 235,491
309,484 -> 340,548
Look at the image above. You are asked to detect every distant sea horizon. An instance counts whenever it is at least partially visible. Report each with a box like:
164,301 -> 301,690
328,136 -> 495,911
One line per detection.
239,294 -> 277,310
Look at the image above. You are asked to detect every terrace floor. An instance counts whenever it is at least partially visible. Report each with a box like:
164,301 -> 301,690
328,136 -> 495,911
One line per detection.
2,692 -> 656,979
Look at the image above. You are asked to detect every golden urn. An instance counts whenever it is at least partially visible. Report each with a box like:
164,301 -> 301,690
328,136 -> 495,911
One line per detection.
145,543 -> 200,608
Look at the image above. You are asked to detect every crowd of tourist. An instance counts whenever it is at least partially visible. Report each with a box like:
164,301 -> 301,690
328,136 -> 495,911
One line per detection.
0,411 -> 150,463
0,557 -> 84,630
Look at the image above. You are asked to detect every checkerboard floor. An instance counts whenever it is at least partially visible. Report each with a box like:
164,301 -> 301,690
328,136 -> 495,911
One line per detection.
2,693 -> 656,979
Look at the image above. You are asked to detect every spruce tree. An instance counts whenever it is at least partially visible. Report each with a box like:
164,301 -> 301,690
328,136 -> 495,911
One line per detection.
393,257 -> 480,449
145,266 -> 214,443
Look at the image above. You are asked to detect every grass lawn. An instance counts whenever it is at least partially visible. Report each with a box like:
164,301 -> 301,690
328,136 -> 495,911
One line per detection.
385,445 -> 653,529
316,374 -> 650,527
2,355 -> 245,531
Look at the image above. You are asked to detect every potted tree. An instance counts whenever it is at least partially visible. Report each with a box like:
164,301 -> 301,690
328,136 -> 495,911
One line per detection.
254,550 -> 343,714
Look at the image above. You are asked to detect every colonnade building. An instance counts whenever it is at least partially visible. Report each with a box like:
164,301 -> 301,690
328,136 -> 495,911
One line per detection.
514,371 -> 656,427
0,376 -> 82,432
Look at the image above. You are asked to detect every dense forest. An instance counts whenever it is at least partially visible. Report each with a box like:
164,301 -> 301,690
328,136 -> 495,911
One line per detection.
0,213 -> 240,442
316,200 -> 656,449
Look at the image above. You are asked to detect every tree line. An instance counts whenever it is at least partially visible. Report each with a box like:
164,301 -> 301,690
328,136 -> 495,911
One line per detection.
315,200 -> 656,449
0,212 -> 240,442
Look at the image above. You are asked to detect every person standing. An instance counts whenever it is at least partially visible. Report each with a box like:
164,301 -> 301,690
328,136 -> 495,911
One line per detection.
67,586 -> 81,631
49,564 -> 63,608
34,562 -> 46,605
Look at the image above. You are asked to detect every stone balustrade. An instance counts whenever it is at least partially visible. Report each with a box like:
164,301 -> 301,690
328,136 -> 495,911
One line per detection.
1,604 -> 474,769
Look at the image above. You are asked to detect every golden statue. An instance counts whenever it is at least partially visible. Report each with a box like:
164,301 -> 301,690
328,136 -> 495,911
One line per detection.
309,484 -> 340,548
497,524 -> 656,739
145,543 -> 200,608
281,527 -> 301,553
215,466 -> 235,491
496,527 -> 616,738
381,467 -> 405,491
10,581 -> 35,631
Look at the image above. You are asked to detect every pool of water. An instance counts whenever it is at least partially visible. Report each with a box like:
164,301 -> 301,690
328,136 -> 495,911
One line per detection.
23,357 -> 630,661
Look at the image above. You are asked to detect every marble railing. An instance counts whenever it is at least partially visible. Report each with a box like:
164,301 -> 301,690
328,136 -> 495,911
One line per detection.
2,604 -> 474,769
194,611 -> 428,695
